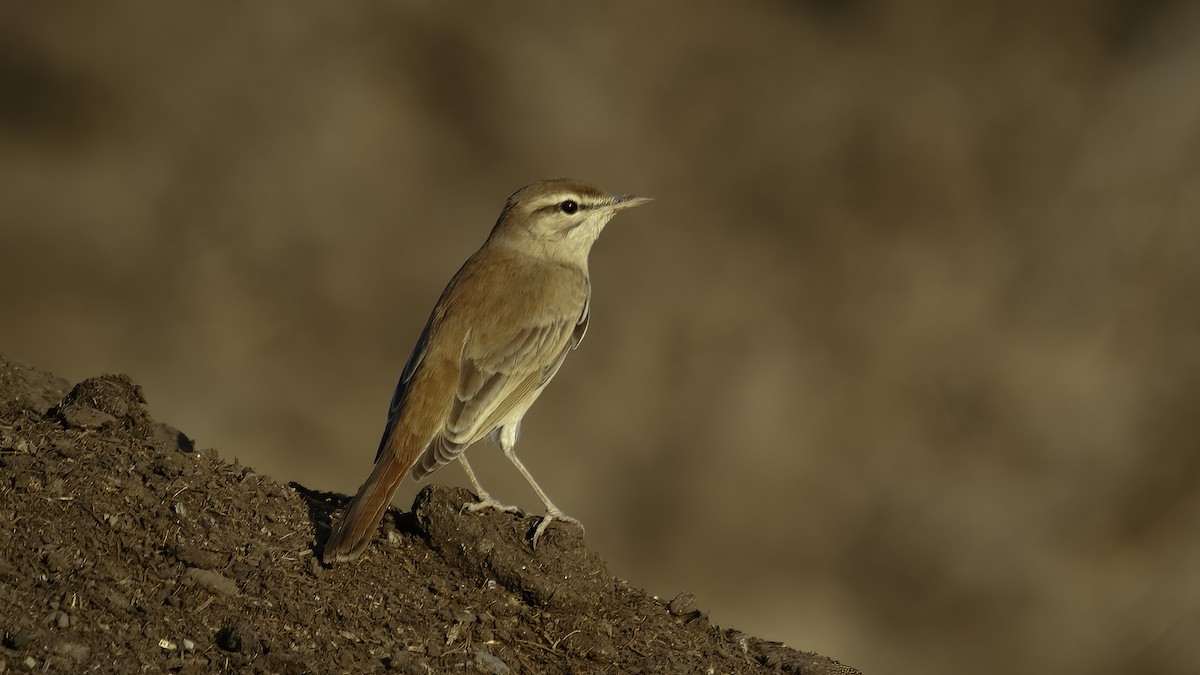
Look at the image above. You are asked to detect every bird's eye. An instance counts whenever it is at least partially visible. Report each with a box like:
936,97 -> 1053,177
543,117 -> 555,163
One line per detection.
559,200 -> 578,215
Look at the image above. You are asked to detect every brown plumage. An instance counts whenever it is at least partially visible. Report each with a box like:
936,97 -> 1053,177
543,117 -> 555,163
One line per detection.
323,179 -> 651,563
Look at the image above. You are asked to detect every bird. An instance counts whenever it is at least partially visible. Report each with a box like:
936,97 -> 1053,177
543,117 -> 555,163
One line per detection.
323,178 -> 652,563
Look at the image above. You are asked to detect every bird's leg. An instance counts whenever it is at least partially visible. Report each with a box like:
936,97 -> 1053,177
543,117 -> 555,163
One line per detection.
500,444 -> 583,548
458,456 -> 522,515
459,457 -> 522,515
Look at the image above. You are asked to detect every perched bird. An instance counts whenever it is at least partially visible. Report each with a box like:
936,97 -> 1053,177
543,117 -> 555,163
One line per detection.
323,178 -> 652,563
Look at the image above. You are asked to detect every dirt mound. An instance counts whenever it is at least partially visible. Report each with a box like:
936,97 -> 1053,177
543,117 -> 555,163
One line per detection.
0,354 -> 858,674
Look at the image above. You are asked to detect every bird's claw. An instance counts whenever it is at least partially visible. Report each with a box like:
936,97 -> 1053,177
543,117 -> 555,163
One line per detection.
463,495 -> 524,516
530,511 -> 584,549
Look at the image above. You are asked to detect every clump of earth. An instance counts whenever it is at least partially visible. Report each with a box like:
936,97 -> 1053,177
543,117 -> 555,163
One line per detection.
0,353 -> 858,674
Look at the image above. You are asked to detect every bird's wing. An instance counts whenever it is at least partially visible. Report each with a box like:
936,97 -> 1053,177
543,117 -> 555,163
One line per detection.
411,303 -> 588,479
372,314 -> 434,463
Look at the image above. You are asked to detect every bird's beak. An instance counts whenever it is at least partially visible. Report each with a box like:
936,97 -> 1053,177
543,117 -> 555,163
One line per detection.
609,194 -> 655,211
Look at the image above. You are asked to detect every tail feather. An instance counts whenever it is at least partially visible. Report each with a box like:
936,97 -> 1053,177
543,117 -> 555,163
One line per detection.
324,349 -> 458,564
323,443 -> 410,564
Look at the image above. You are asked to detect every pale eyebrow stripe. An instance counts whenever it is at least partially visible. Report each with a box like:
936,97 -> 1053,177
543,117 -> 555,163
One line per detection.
532,193 -> 607,213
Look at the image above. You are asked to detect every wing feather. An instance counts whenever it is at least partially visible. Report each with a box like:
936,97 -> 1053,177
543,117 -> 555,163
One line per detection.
411,303 -> 586,479
372,316 -> 434,463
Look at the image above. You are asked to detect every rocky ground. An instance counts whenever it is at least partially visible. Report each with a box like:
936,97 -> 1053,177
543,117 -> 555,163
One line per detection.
0,353 -> 858,674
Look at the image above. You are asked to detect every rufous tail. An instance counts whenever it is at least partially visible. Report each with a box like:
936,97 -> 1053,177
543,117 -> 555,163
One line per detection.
323,444 -> 411,564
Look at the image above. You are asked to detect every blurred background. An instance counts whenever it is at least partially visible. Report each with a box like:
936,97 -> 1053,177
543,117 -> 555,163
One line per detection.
3,1 -> 1199,673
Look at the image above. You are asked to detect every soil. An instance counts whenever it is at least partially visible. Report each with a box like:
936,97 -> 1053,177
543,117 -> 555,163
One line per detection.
0,353 -> 859,674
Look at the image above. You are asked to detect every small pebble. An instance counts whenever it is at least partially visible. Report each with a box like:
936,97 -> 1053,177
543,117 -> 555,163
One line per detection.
474,650 -> 512,675
55,642 -> 90,662
185,567 -> 238,596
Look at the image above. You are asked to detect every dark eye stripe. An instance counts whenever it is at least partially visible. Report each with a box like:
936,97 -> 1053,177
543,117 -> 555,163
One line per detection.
538,196 -> 592,214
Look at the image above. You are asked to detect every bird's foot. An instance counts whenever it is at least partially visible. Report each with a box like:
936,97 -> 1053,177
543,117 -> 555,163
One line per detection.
531,509 -> 584,549
463,493 -> 524,516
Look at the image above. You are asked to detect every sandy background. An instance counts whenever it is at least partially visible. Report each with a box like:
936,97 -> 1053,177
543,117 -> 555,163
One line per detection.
3,2 -> 1199,673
